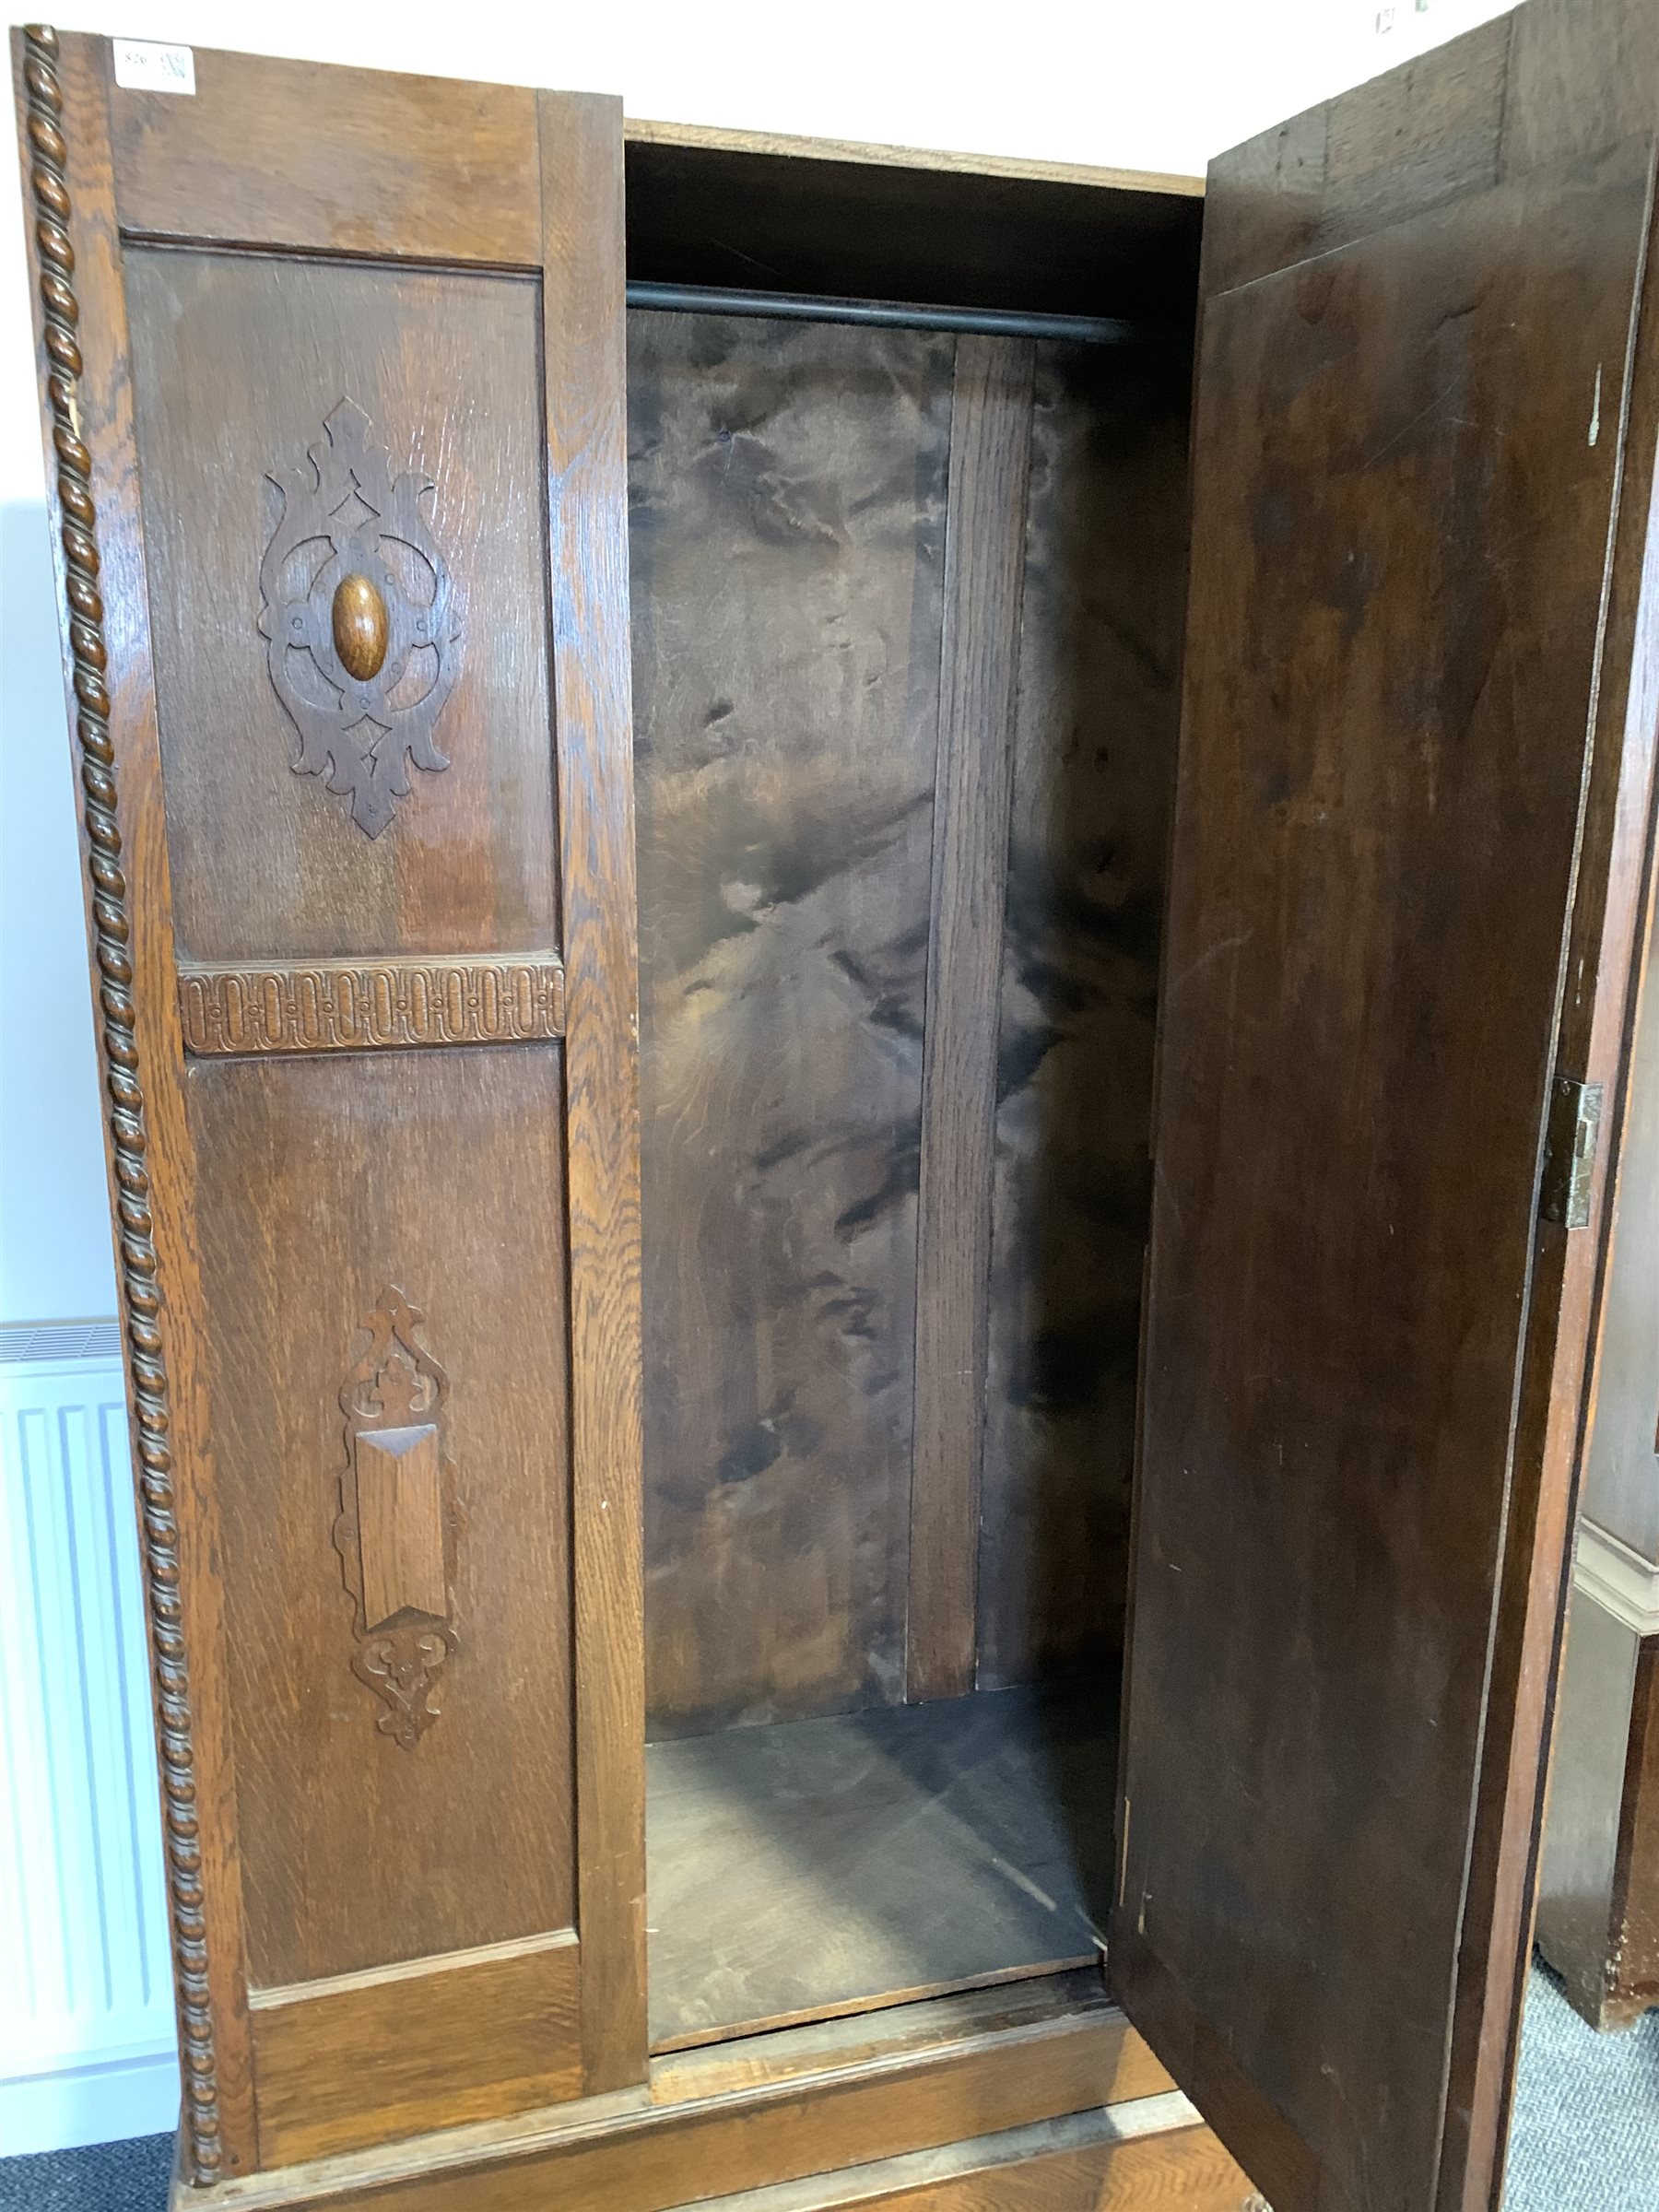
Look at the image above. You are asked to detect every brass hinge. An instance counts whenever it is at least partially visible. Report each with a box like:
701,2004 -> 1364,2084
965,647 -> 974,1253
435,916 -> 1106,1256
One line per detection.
1540,1074 -> 1603,1229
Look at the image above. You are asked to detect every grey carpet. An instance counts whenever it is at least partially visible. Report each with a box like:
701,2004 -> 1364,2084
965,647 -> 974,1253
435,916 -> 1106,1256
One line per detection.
0,1965 -> 1654,2208
1505,1963 -> 1659,2210
0,2131 -> 172,2211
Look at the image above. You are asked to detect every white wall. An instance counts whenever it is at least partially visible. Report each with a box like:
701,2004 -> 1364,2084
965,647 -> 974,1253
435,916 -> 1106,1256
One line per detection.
0,0 -> 1514,1324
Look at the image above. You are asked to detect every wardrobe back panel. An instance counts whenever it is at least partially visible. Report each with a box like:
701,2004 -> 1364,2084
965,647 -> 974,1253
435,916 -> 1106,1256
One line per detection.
631,311 -> 950,1731
979,340 -> 1186,1689
631,312 -> 1187,1734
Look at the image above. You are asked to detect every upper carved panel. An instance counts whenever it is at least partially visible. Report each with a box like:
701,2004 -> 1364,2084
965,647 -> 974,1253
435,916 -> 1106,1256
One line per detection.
259,400 -> 459,839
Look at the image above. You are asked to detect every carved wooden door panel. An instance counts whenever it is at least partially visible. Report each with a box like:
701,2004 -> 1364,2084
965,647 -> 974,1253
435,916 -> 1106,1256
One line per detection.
16,28 -> 641,2182
1115,7 -> 1659,2212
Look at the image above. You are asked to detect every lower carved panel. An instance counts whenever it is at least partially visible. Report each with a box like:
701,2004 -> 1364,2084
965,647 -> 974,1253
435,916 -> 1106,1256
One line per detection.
177,955 -> 565,1055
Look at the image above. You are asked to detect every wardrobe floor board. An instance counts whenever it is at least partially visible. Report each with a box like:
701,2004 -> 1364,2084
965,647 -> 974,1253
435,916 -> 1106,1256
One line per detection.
645,1685 -> 1117,2052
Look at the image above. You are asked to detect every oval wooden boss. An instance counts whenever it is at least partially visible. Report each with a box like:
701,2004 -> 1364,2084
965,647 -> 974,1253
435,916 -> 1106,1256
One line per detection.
333,571 -> 390,680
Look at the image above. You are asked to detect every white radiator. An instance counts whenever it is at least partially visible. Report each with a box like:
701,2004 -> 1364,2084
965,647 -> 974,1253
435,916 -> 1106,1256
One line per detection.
0,1323 -> 180,2154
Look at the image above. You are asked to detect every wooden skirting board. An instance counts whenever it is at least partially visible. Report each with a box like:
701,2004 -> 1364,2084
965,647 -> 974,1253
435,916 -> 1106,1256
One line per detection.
162,1975 -> 1239,2212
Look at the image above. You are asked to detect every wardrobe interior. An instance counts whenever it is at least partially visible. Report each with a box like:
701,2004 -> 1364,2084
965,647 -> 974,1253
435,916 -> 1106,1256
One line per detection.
623,135 -> 1204,2051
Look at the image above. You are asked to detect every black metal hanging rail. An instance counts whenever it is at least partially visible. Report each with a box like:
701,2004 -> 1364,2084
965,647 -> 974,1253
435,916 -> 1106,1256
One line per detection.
624,279 -> 1139,346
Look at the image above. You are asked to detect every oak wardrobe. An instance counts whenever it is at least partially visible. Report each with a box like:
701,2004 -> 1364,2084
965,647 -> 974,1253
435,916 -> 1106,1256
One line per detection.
15,4 -> 1658,2207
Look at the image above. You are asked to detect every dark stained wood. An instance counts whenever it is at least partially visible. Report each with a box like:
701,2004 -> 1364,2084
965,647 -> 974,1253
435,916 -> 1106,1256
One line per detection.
248,1932 -> 582,2166
1535,1593 -> 1651,2027
46,23 -> 1659,2212
176,1980 -> 1179,2212
646,1688 -> 1112,2050
1200,16 -> 1512,297
629,308 -> 950,1732
1603,1634 -> 1659,2022
124,245 -> 558,965
1500,0 -> 1659,174
1437,18 -> 1659,2197
1199,0 -> 1659,308
13,25 -> 257,2182
1119,127 -> 1653,2212
537,86 -> 648,2096
632,308 -> 1181,1728
977,338 -> 1186,1693
907,335 -> 1033,1703
109,44 -> 542,265
624,123 -> 1203,330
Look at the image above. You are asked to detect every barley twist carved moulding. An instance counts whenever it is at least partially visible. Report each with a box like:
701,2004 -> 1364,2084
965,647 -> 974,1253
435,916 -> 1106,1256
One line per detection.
260,398 -> 460,838
21,20 -> 225,2183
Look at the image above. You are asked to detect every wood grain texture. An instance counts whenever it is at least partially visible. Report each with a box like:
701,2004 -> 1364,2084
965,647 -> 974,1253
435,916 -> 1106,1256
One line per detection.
624,116 -> 1203,199
35,53 -> 641,2157
1436,34 -> 1659,2200
1199,0 -> 1659,310
629,308 -> 951,1732
13,25 -> 256,2180
1199,14 -> 1512,297
1500,0 -> 1659,176
978,339 -> 1186,1693
538,88 -> 648,2095
248,1933 -> 582,2166
354,1426 -> 446,1633
176,1986 -> 1174,2212
109,43 -> 541,265
906,336 -> 1034,1702
646,1688 -> 1112,2049
188,1045 -> 575,1984
650,1968 -> 1124,2103
662,2112 -> 1253,2212
124,246 -> 558,966
1121,138 -> 1651,2212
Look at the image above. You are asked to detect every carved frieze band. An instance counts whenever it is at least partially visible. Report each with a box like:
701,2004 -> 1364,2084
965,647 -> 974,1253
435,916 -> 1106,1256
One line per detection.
22,22 -> 225,2184
177,955 -> 565,1056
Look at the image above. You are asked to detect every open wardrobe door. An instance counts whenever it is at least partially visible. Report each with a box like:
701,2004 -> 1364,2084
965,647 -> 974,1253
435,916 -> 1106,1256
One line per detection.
14,28 -> 641,2182
1114,6 -> 1659,2211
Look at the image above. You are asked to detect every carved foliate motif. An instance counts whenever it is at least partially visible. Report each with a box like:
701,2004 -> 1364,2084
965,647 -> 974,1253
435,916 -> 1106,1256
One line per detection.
259,400 -> 459,839
335,1288 -> 459,1747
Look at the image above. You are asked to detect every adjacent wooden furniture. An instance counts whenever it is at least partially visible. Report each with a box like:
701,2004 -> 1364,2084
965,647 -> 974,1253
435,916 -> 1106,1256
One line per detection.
16,5 -> 1659,2207
1537,806 -> 1659,2030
